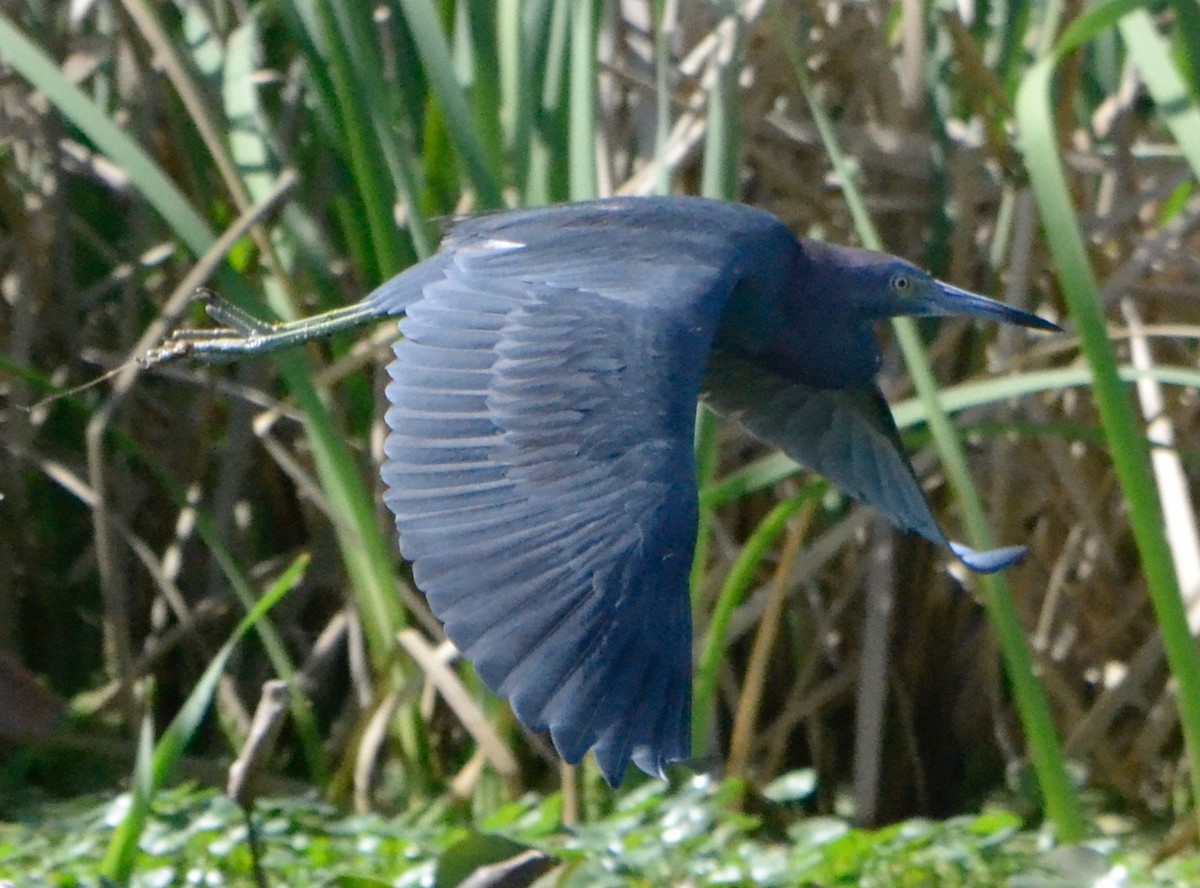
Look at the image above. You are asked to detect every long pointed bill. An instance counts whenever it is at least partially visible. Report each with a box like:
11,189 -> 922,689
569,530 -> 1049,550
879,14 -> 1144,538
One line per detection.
908,282 -> 1062,333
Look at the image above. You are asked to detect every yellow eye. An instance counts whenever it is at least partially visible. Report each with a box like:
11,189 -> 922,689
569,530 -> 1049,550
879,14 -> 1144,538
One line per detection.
890,273 -> 912,293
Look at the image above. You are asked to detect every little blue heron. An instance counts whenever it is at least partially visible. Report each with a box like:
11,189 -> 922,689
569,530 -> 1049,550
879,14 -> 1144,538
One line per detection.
152,196 -> 1059,785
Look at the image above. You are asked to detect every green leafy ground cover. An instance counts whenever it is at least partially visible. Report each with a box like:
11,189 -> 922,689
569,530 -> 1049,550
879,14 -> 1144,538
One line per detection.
0,778 -> 1192,887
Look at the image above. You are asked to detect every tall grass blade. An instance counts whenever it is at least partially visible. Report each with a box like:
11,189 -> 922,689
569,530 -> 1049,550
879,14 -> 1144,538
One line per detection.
568,0 -> 599,199
315,0 -> 401,280
1120,11 -> 1200,180
1015,0 -> 1200,833
399,0 -> 504,208
0,14 -> 211,247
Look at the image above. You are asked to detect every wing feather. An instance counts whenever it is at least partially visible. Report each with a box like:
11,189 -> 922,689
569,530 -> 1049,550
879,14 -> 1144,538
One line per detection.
703,350 -> 1025,572
381,239 -> 740,781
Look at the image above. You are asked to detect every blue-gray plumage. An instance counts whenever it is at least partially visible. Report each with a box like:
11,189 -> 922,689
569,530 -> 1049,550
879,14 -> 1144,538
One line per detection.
152,196 -> 1059,786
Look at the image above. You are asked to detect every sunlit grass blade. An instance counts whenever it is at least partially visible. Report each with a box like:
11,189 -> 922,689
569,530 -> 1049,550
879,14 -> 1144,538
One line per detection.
333,2 -> 437,261
399,0 -> 504,208
1120,10 -> 1200,180
317,0 -> 403,280
528,0 -> 572,204
1167,0 -> 1200,100
274,2 -> 378,272
568,0 -> 600,199
461,3 -> 505,181
502,0 -> 561,203
0,14 -> 211,248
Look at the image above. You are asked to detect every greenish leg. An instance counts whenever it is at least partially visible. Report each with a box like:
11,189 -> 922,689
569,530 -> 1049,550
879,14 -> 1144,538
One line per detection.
143,289 -> 387,365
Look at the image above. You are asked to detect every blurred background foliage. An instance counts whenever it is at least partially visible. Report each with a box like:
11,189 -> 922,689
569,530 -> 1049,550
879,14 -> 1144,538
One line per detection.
1,0 -> 1200,865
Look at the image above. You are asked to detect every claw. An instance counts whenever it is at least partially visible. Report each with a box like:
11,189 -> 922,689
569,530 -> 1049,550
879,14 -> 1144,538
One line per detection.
139,338 -> 194,367
197,288 -> 275,336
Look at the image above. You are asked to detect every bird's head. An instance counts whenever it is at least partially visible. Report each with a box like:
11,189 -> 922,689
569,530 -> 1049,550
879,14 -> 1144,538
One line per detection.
795,241 -> 1061,330
717,240 -> 1059,390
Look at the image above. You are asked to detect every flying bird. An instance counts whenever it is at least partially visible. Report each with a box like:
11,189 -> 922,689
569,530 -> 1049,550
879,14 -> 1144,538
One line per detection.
152,196 -> 1060,785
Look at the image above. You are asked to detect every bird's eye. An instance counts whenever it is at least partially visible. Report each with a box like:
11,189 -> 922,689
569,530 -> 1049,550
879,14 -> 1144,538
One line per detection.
890,273 -> 912,294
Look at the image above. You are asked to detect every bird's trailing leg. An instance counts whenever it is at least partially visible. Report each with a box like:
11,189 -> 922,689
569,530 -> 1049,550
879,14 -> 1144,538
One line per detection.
142,288 -> 385,366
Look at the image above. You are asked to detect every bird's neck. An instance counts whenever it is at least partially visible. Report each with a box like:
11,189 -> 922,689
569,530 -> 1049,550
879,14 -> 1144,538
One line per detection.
714,279 -> 881,390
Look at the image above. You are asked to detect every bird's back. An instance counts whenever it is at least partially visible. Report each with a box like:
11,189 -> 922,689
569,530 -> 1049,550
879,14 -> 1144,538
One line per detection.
365,196 -> 799,323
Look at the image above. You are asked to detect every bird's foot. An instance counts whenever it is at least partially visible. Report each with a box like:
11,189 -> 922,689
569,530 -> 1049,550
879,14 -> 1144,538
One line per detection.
141,288 -> 283,367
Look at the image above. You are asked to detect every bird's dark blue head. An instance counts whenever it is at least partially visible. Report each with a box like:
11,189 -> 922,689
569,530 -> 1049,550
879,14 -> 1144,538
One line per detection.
716,239 -> 1059,390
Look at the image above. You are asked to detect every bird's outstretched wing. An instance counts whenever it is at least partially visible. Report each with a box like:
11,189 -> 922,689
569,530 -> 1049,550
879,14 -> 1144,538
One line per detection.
377,199 -> 786,782
702,351 -> 1025,573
